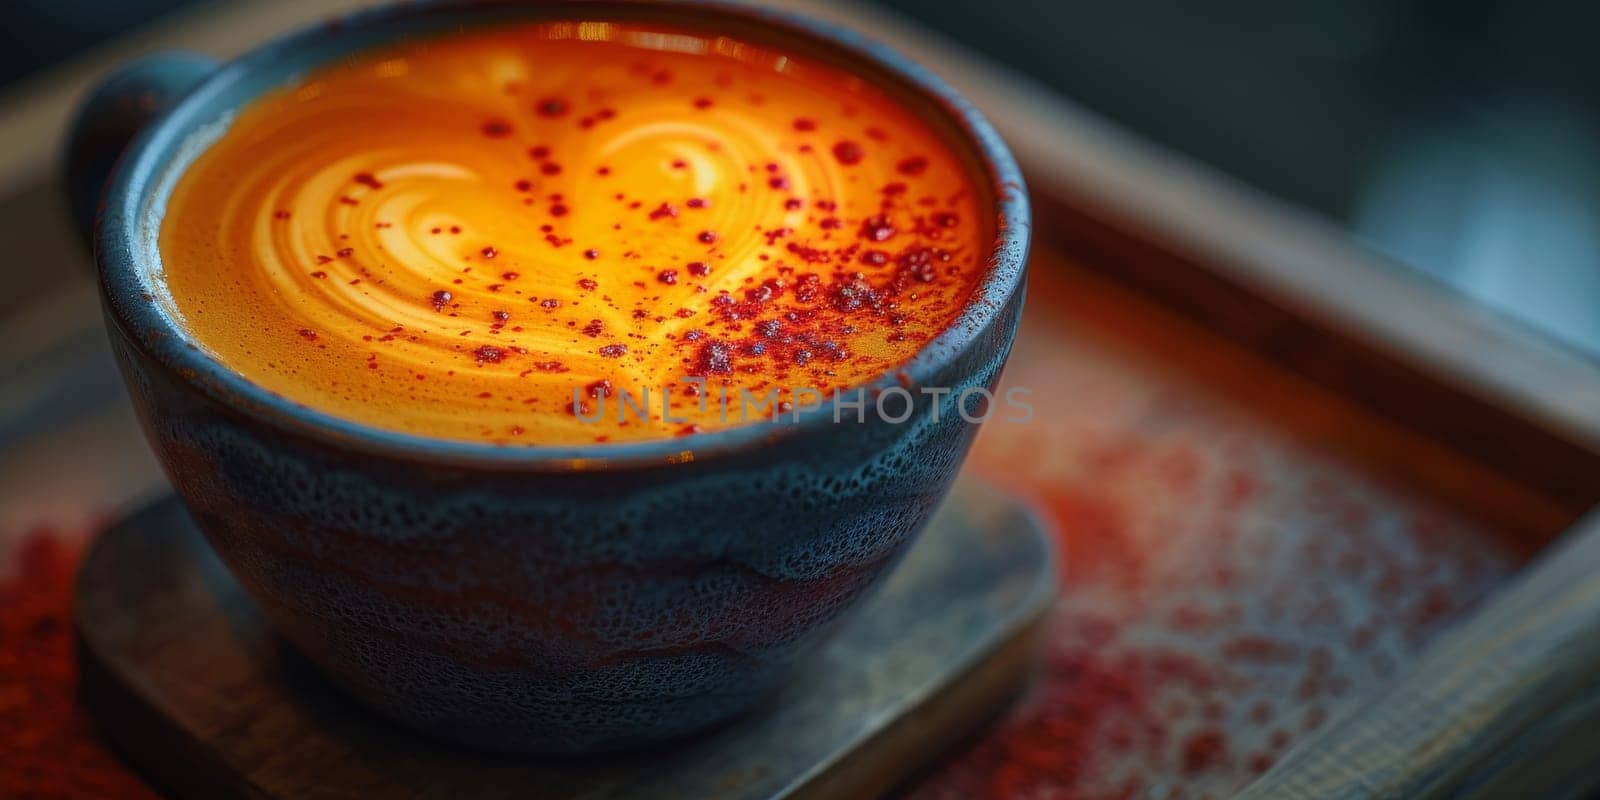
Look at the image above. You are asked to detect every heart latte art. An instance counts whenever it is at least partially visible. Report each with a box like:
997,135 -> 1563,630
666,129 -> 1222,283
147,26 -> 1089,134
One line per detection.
159,22 -> 992,444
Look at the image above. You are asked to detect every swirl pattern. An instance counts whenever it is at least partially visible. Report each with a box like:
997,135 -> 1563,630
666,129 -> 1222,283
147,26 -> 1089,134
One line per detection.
160,21 -> 990,444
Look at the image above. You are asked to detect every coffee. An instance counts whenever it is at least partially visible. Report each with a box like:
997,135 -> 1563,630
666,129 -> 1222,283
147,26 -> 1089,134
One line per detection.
159,21 -> 990,444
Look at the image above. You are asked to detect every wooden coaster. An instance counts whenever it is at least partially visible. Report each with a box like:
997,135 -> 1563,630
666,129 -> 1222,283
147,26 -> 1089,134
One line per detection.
75,478 -> 1057,799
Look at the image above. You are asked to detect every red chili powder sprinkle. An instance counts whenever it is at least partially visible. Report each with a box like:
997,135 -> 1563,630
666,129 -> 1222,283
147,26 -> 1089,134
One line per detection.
536,97 -> 567,117
598,344 -> 628,357
481,118 -> 513,138
480,246 -> 498,259
584,248 -> 600,260
832,140 -> 864,166
694,339 -> 734,374
430,290 -> 453,311
697,230 -> 718,244
793,117 -> 817,131
687,261 -> 710,277
353,172 -> 384,189
657,269 -> 679,285
896,156 -> 929,176
860,215 -> 896,242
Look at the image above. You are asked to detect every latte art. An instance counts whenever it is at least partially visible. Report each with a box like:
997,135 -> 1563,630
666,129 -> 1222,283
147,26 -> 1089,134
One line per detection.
160,22 -> 991,444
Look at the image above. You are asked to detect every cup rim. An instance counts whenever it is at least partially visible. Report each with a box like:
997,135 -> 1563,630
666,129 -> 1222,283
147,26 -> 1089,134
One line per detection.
97,0 -> 1030,472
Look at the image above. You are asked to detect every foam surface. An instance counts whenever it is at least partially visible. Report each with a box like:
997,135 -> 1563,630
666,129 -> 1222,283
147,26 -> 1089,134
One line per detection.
159,22 -> 989,444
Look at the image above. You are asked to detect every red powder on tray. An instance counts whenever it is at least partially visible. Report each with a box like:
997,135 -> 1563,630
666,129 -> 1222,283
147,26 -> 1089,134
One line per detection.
903,267 -> 1516,799
0,532 -> 158,799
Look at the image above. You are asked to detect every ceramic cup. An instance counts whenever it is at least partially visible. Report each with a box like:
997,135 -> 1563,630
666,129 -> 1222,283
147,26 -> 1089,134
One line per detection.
64,0 -> 1029,753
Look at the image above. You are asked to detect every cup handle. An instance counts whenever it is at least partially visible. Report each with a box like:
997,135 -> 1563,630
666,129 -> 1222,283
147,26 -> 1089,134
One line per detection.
64,52 -> 218,248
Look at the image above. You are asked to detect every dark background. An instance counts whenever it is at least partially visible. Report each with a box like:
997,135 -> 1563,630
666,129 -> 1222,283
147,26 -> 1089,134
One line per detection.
8,0 -> 1598,357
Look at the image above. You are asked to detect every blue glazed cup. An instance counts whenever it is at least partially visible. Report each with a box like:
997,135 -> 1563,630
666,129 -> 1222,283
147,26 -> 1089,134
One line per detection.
65,1 -> 1029,753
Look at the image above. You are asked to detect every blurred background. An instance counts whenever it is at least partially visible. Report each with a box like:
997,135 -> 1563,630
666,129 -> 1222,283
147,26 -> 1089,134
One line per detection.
4,0 -> 1599,356
892,0 -> 1600,358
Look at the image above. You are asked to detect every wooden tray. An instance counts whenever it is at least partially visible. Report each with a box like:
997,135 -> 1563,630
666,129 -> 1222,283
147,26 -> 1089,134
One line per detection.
996,232 -> 1600,800
74,481 -> 1055,800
